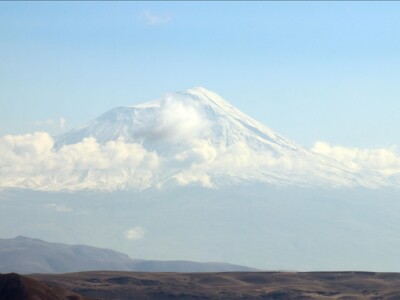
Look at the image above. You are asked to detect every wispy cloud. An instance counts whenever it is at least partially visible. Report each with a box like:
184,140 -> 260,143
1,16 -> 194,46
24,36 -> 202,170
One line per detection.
46,203 -> 73,213
140,10 -> 172,26
34,117 -> 66,131
124,226 -> 145,241
59,117 -> 66,129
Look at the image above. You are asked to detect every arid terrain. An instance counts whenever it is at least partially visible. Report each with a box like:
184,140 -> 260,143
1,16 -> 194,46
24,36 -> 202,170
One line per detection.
26,271 -> 400,299
0,273 -> 92,300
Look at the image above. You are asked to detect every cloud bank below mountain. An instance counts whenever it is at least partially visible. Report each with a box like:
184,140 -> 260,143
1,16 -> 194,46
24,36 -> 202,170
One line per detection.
0,132 -> 159,191
312,142 -> 400,176
1,87 -> 399,191
0,131 -> 399,191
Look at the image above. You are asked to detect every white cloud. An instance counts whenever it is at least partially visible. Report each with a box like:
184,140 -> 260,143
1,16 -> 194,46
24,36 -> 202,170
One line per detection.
1,130 -> 399,191
140,10 -> 172,26
46,203 -> 73,212
124,226 -> 145,240
172,140 -> 312,187
34,117 -> 66,131
312,141 -> 400,176
134,95 -> 212,143
154,95 -> 211,142
0,130 -> 301,190
0,133 -> 160,191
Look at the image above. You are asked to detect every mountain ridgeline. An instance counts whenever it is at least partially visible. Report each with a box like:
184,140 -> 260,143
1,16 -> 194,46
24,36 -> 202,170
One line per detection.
0,236 -> 256,274
51,87 -> 383,191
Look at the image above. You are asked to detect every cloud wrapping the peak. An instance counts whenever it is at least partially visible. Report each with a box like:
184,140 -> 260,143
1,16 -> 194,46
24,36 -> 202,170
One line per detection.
157,96 -> 211,142
135,95 -> 212,143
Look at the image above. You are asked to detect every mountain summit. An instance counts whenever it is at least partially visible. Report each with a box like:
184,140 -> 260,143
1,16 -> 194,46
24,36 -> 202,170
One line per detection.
51,87 -> 374,190
56,87 -> 298,152
56,87 -> 307,158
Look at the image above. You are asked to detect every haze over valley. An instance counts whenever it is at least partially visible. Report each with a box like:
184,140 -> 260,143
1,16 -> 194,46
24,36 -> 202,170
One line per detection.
1,2 -> 400,299
1,88 -> 400,271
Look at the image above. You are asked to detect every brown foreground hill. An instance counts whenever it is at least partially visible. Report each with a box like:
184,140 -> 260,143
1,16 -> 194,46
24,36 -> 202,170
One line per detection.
0,273 -> 92,300
29,271 -> 400,300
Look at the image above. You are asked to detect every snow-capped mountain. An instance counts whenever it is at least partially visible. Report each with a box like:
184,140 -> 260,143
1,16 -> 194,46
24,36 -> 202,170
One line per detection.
56,87 -> 297,152
3,88 -> 400,272
51,87 -> 377,190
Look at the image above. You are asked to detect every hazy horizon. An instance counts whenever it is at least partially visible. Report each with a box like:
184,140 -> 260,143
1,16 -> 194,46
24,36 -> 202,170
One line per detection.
1,1 -> 400,273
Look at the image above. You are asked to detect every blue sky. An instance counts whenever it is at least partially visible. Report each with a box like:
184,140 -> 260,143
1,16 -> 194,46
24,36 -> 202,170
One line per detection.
1,1 -> 400,148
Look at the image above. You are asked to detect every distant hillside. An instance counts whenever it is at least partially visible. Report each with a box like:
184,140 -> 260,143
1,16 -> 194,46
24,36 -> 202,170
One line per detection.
0,236 -> 256,274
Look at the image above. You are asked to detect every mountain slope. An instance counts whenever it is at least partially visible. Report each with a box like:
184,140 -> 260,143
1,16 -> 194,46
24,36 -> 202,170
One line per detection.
56,87 -> 299,152
0,236 -> 256,274
0,236 -> 132,274
53,87 -> 376,190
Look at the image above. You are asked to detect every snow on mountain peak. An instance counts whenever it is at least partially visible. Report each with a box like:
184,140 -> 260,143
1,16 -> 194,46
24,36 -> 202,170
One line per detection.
0,87 -> 387,191
55,87 -> 300,156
